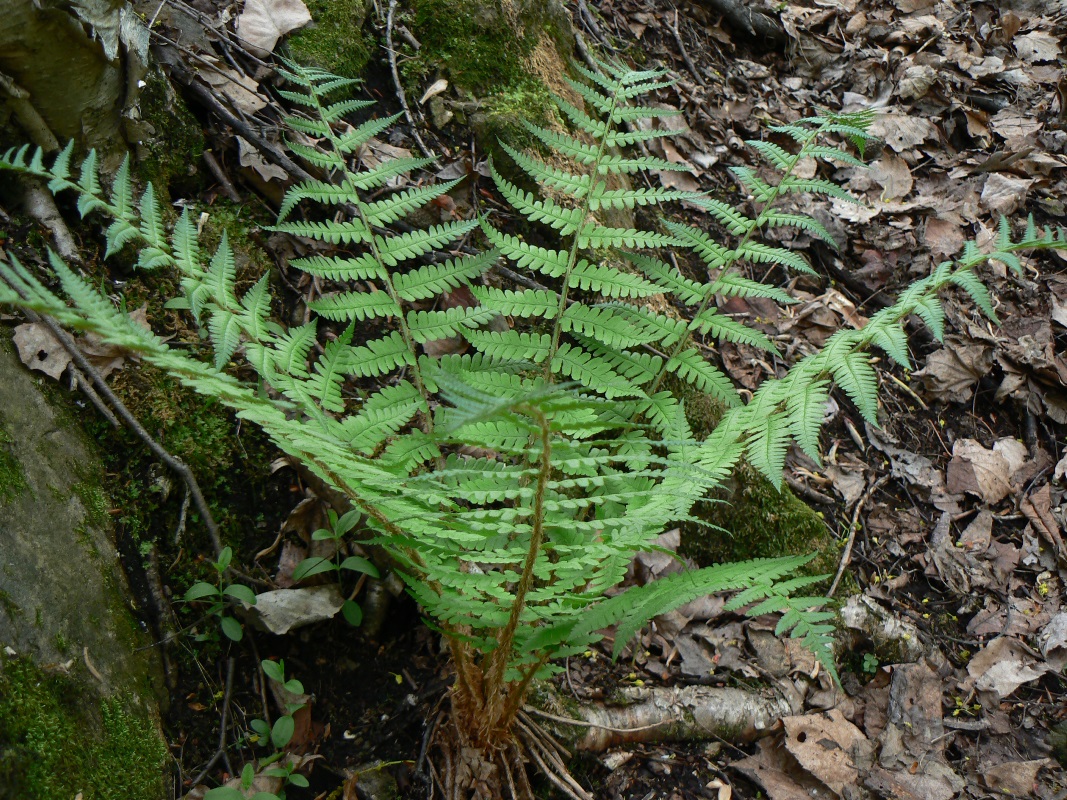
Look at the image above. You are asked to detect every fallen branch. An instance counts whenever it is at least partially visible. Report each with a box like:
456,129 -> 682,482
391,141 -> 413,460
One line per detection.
688,0 -> 787,45
534,684 -> 792,752
385,0 -> 435,161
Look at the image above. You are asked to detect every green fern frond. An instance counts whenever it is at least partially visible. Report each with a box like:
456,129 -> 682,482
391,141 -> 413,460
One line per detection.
308,290 -> 402,322
393,251 -> 497,301
665,347 -> 739,406
567,260 -> 663,298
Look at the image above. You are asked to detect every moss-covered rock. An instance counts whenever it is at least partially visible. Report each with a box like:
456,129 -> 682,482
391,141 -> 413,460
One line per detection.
676,381 -> 837,574
0,654 -> 166,800
0,333 -> 167,800
129,64 -> 205,198
287,0 -> 371,79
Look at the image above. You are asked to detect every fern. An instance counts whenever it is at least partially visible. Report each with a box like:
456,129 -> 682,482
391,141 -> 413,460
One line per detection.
3,58 -> 1063,791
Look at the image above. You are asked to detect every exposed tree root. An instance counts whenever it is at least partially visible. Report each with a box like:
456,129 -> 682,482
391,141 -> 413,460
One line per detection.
426,681 -> 793,798
532,683 -> 794,752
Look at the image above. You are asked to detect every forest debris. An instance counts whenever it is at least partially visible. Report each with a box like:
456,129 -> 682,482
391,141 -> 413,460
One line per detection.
13,321 -> 71,379
1039,612 -> 1067,669
1021,484 -> 1065,561
199,61 -> 267,115
966,636 -> 1051,700
733,735 -> 833,800
244,585 -> 344,635
839,595 -> 926,664
912,340 -> 993,402
557,685 -> 792,751
235,0 -> 311,57
945,438 -> 1027,505
782,710 -> 873,796
980,173 -> 1033,215
877,662 -> 963,800
237,136 -> 288,183
982,759 -> 1054,795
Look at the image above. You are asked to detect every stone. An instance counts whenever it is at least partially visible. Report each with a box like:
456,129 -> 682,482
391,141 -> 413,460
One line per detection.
0,334 -> 167,800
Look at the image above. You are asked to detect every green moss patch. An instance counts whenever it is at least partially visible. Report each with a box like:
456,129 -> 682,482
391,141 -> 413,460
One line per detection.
675,381 -> 836,574
403,0 -> 532,94
0,653 -> 166,800
287,0 -> 372,80
0,421 -> 27,506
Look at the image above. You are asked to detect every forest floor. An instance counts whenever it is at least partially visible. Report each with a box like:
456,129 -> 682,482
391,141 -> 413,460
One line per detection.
5,0 -> 1067,798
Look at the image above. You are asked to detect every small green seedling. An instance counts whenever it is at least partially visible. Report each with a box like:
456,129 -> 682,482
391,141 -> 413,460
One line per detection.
182,546 -> 256,641
291,509 -> 379,626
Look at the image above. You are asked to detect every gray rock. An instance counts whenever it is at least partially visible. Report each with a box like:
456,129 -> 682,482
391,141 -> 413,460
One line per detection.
0,333 -> 167,799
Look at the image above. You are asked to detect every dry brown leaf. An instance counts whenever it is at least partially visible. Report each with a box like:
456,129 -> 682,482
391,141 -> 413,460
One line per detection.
923,217 -> 965,257
1014,31 -> 1061,63
870,153 -> 913,201
237,136 -> 288,183
980,173 -> 1033,215
945,438 -> 1026,505
912,342 -> 993,402
13,322 -> 71,379
967,636 -> 1050,700
235,0 -> 312,57
897,64 -> 938,102
783,709 -> 872,796
870,113 -> 936,153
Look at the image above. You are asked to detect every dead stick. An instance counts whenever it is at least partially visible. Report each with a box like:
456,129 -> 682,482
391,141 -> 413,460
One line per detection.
670,9 -> 704,85
202,150 -> 242,203
386,0 -> 435,160
173,69 -> 316,185
829,475 -> 888,597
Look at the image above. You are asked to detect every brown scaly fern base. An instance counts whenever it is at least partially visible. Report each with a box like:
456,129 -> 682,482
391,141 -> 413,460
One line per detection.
426,701 -> 593,800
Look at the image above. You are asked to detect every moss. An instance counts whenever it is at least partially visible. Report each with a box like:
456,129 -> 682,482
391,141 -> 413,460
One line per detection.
0,589 -> 20,621
403,0 -> 534,95
133,66 -> 205,198
287,0 -> 372,80
0,418 -> 27,506
0,653 -> 166,800
674,380 -> 836,575
72,481 -> 110,529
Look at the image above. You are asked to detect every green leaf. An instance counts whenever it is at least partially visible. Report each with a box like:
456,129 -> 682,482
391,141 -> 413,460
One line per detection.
340,556 -> 379,577
223,584 -> 257,605
261,659 -> 286,683
293,556 -> 337,581
184,582 -> 219,602
220,616 -> 244,641
204,789 -> 245,800
271,715 -> 295,749
342,600 -> 363,626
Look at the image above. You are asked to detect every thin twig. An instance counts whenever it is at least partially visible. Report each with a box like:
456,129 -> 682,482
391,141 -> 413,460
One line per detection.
202,150 -> 242,203
7,302 -> 224,556
69,367 -> 120,427
386,0 -> 435,160
670,9 -> 704,85
190,656 -> 237,786
885,371 -> 929,411
829,475 -> 888,597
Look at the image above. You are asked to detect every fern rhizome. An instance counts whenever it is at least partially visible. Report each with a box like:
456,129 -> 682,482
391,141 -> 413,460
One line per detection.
2,58 -> 1065,798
